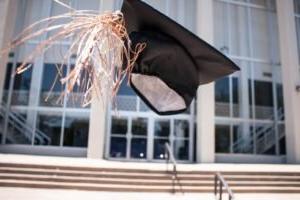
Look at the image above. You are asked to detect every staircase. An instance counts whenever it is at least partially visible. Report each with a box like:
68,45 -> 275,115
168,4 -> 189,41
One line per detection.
233,108 -> 285,154
0,162 -> 300,193
0,102 -> 50,145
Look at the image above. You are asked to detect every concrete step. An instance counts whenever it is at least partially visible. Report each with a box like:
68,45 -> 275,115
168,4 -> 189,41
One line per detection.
1,173 -> 300,187
2,162 -> 300,176
1,162 -> 300,193
1,167 -> 300,182
0,179 -> 211,193
1,179 -> 300,193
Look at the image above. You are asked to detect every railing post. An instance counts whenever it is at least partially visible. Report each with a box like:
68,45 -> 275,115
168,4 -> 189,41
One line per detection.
165,145 -> 169,168
220,181 -> 223,200
214,174 -> 217,196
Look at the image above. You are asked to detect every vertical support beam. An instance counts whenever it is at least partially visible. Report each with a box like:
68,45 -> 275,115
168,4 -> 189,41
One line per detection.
0,0 -> 18,103
196,0 -> 215,163
27,0 -> 52,145
87,90 -> 107,159
87,0 -> 115,159
276,0 -> 300,163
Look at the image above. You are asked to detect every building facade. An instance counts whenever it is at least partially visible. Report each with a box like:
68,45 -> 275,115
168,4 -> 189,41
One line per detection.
0,0 -> 300,164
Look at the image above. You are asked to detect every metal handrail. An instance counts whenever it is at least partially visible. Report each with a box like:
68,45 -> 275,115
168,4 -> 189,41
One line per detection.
164,142 -> 183,193
214,172 -> 234,200
165,142 -> 177,175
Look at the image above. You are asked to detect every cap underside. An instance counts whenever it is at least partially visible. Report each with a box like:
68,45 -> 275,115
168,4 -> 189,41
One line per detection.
130,73 -> 186,113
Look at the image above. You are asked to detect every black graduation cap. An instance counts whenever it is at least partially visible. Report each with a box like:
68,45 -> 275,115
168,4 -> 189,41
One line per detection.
121,0 -> 240,115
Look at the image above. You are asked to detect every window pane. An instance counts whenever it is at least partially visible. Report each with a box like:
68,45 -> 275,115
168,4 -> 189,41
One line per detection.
2,63 -> 12,104
215,77 -> 230,116
40,63 -> 66,107
114,95 -> 137,111
118,76 -> 136,96
130,138 -> 147,159
11,63 -> 32,106
215,78 -> 230,103
36,114 -> 62,146
295,0 -> 300,14
276,84 -> 284,120
174,140 -> 189,160
174,120 -> 189,138
214,1 -> 229,54
154,120 -> 170,137
233,123 -> 253,154
229,4 -> 250,57
215,125 -> 230,153
66,66 -> 90,108
254,80 -> 274,119
278,124 -> 286,155
254,123 -> 275,155
132,118 -> 147,136
110,137 -> 127,158
111,117 -> 127,135
251,8 -> 270,60
76,0 -> 100,10
63,115 -> 89,147
153,139 -> 169,160
232,76 -> 240,117
250,0 -> 266,7
5,113 -> 31,144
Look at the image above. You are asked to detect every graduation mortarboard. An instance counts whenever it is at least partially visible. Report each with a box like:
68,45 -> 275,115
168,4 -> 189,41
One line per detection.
121,0 -> 240,115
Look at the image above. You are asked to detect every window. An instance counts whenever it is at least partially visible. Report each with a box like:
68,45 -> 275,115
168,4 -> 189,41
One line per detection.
131,118 -> 148,159
215,77 -> 239,117
110,137 -> 127,158
214,0 -> 285,156
249,80 -> 274,119
5,113 -> 31,145
2,63 -> 13,104
215,125 -> 230,153
173,120 -> 189,160
109,117 -> 148,159
40,63 -> 66,107
153,120 -> 170,160
110,117 -> 128,158
36,114 -> 63,146
11,63 -> 33,106
63,115 -> 89,147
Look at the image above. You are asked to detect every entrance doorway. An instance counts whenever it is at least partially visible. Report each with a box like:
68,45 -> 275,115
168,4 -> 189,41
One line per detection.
106,94 -> 195,162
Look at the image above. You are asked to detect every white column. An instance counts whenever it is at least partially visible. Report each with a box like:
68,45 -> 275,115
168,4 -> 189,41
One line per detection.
87,90 -> 108,159
87,0 -> 115,159
276,0 -> 300,164
196,0 -> 215,163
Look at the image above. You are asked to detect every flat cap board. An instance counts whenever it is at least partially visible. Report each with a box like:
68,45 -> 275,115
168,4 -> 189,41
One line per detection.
122,0 -> 240,115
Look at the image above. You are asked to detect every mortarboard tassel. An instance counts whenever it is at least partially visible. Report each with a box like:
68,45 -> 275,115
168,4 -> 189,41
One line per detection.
1,0 -> 145,107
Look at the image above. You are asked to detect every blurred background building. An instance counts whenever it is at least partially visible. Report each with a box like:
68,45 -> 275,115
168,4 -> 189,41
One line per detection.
0,0 -> 299,164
